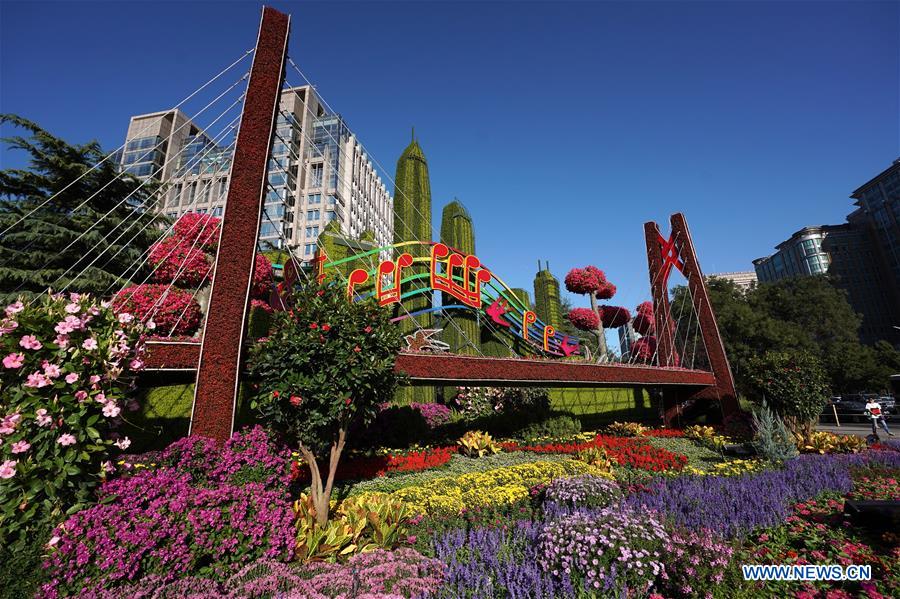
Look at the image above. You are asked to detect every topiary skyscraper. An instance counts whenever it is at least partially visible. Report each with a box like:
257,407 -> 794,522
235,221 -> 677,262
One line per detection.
439,199 -> 479,354
533,261 -> 563,329
392,132 -> 432,333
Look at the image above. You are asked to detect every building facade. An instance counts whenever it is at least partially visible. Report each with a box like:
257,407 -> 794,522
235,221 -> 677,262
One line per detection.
120,86 -> 393,262
707,271 -> 757,292
850,159 -> 900,332
754,221 -> 897,345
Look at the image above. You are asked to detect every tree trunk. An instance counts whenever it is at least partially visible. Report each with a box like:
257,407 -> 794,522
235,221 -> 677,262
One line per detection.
299,428 -> 348,527
589,292 -> 608,361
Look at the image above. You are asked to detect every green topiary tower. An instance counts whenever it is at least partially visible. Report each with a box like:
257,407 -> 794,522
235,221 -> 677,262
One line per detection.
533,261 -> 563,329
439,199 -> 479,354
393,130 -> 435,404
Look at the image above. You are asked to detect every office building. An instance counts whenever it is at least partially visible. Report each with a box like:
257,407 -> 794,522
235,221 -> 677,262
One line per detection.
707,271 -> 757,292
754,220 -> 897,345
120,86 -> 393,261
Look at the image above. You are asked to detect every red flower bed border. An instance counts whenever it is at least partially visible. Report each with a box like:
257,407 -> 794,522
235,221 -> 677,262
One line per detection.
503,434 -> 687,472
292,446 -> 455,483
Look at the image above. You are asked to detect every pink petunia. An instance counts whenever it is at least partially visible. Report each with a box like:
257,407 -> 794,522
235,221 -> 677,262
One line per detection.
64,372 -> 79,384
10,440 -> 30,454
24,371 -> 51,388
94,392 -> 107,403
114,437 -> 131,450
89,375 -> 100,385
3,353 -> 24,369
35,409 -> 52,427
81,338 -> 98,351
129,359 -> 144,370
0,413 -> 21,435
118,312 -> 134,324
5,301 -> 24,316
19,335 -> 42,350
42,362 -> 61,378
74,390 -> 88,401
0,459 -> 17,479
64,302 -> 80,314
55,334 -> 69,348
102,403 -> 121,418
0,319 -> 18,335
56,434 -> 76,446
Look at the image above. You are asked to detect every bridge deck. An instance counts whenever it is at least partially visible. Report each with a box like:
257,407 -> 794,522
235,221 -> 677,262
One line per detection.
144,341 -> 716,388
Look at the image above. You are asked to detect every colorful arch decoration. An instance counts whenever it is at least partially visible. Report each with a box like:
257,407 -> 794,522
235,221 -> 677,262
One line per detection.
316,241 -> 583,357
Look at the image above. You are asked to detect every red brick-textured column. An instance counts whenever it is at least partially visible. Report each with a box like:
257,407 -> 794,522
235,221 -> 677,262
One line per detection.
668,213 -> 740,418
190,7 -> 291,441
644,222 -> 677,368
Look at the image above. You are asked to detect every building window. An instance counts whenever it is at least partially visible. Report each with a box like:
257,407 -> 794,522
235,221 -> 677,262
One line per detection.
326,210 -> 336,222
305,226 -> 319,238
260,223 -> 277,237
307,193 -> 321,204
187,182 -> 197,205
212,206 -> 223,217
169,184 -> 182,207
310,164 -> 323,187
304,243 -> 316,255
306,210 -> 320,220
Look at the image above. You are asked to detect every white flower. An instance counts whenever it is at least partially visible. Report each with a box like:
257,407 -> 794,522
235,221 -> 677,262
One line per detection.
114,437 -> 131,450
118,313 -> 134,324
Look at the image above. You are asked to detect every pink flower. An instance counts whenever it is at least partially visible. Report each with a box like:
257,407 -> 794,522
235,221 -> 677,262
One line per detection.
0,459 -> 17,479
55,334 -> 69,348
128,359 -> 144,370
3,353 -> 24,369
56,434 -> 76,446
0,413 -> 21,435
42,362 -> 61,378
5,301 -> 24,315
54,321 -> 74,335
64,372 -> 79,384
10,440 -> 30,454
24,371 -> 51,388
19,335 -> 42,350
118,312 -> 134,324
114,437 -> 131,450
101,460 -> 115,474
82,338 -> 98,351
0,318 -> 18,335
35,409 -> 52,427
102,403 -> 121,418
89,375 -> 100,385
74,390 -> 88,401
94,392 -> 107,403
64,302 -> 80,314
47,535 -> 61,547
145,320 -> 156,330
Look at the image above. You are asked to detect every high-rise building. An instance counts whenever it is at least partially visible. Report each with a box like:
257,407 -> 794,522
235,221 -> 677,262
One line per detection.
707,271 -> 757,292
533,262 -> 563,330
754,221 -> 897,345
120,86 -> 393,260
850,158 -> 900,334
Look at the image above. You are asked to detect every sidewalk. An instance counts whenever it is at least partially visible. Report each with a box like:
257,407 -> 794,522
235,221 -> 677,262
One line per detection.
816,422 -> 894,438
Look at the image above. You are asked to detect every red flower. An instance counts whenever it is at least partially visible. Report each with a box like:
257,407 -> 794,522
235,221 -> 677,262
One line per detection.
272,390 -> 280,398
600,305 -> 631,328
310,323 -> 318,330
567,307 -> 599,331
344,398 -> 352,405
289,395 -> 302,407
321,324 -> 331,332
364,326 -> 372,334
316,290 -> 325,297
353,345 -> 361,352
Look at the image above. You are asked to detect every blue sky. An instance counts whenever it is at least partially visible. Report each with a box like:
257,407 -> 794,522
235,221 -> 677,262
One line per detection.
1,1 -> 898,326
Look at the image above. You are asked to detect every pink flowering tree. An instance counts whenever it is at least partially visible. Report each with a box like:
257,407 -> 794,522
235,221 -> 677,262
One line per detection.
114,214 -> 274,338
247,282 -> 403,525
0,293 -> 146,544
565,266 -> 618,360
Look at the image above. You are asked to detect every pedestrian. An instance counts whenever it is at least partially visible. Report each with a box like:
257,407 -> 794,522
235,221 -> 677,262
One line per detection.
865,398 -> 894,437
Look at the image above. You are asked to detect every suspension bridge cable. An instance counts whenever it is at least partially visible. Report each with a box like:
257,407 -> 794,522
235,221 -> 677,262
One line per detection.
0,51 -> 253,238
35,98 -> 246,299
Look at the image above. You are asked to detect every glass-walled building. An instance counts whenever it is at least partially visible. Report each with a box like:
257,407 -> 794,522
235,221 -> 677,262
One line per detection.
753,226 -> 830,281
119,86 -> 393,261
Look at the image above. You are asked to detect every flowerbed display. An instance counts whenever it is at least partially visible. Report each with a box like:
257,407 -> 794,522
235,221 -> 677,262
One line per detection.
505,433 -> 689,472
457,430 -> 501,457
0,293 -> 146,545
543,474 -> 623,510
40,427 -> 295,598
539,507 -> 669,594
656,528 -> 743,599
291,446 -> 455,483
358,459 -> 607,515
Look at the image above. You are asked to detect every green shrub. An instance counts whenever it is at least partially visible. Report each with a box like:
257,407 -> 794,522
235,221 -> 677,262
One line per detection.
752,403 -> 799,463
746,351 -> 830,436
519,415 -> 581,442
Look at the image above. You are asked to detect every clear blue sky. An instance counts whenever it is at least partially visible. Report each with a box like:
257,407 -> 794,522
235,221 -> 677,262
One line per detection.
1,1 -> 898,323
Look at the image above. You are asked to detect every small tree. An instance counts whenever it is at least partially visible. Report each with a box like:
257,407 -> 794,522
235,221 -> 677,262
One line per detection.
564,266 -> 617,360
247,282 -> 403,525
746,351 -> 830,436
751,403 -> 799,462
